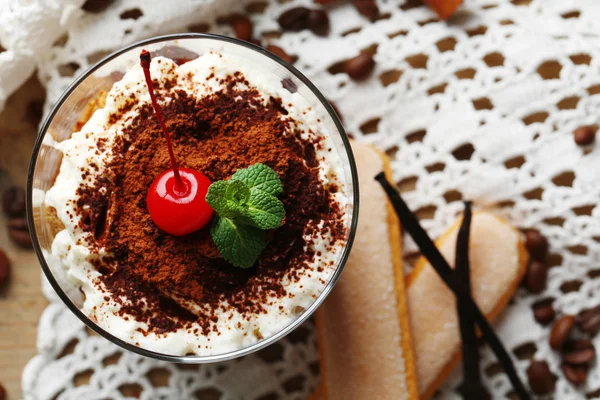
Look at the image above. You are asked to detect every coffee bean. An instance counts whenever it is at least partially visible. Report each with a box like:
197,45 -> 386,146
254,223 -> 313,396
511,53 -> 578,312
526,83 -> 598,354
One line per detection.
344,52 -> 375,80
3,186 -> 26,218
527,360 -> 555,395
561,363 -> 587,385
566,338 -> 594,350
573,125 -> 596,146
278,7 -> 311,31
0,249 -> 10,287
533,302 -> 555,325
524,229 -> 549,261
563,348 -> 596,365
562,340 -> 596,365
524,260 -> 547,294
352,0 -> 380,21
307,9 -> 330,36
82,0 -> 113,13
265,45 -> 295,65
7,218 -> 32,248
0,383 -> 5,400
230,15 -> 253,42
577,305 -> 600,335
549,315 -> 575,350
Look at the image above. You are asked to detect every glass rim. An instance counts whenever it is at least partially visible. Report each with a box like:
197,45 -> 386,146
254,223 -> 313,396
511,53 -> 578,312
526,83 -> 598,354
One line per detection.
26,33 -> 360,363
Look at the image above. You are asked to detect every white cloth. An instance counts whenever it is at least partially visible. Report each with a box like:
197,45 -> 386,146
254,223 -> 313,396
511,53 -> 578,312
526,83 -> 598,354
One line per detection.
14,0 -> 600,398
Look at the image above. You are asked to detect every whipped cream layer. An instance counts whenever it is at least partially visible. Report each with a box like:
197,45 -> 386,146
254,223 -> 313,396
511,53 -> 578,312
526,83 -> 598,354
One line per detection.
44,50 -> 350,356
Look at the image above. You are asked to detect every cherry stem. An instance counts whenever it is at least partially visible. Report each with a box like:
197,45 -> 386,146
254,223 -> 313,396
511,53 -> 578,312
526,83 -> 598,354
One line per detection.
139,49 -> 184,190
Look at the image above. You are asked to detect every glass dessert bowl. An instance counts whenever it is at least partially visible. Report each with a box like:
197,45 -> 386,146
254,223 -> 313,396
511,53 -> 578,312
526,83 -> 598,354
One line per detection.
27,34 -> 358,363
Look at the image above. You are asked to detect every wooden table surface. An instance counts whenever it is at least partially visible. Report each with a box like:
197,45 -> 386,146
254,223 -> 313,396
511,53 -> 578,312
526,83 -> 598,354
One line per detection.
0,74 -> 48,399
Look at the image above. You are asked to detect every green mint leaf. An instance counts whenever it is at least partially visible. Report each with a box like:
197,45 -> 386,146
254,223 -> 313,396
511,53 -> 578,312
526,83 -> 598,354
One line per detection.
205,180 -> 250,217
241,189 -> 285,230
205,181 -> 228,213
206,163 -> 286,269
225,179 -> 250,205
231,163 -> 283,196
210,216 -> 266,268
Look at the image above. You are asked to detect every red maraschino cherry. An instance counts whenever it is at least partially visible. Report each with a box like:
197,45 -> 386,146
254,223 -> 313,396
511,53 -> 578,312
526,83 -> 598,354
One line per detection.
140,49 -> 213,236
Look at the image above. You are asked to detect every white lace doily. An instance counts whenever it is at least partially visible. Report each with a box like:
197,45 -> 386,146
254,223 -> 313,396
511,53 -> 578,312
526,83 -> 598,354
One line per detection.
15,0 -> 600,398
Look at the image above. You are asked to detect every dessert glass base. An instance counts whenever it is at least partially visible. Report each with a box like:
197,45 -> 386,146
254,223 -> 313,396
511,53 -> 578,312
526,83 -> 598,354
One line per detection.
27,34 -> 358,363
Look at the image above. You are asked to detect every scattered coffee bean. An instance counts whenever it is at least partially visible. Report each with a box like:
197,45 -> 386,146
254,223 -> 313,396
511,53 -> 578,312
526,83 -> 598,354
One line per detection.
561,363 -> 588,385
566,338 -> 594,350
265,45 -> 295,64
562,340 -> 596,365
577,305 -> 600,335
533,302 -> 555,325
549,315 -> 575,350
573,125 -> 596,146
527,360 -> 555,395
344,52 -> 375,80
278,7 -> 311,31
524,229 -> 549,262
0,383 -> 5,400
307,9 -> 330,36
3,186 -> 26,218
7,218 -> 32,248
278,7 -> 330,36
82,0 -> 113,13
563,348 -> 596,365
352,0 -> 380,21
0,249 -> 10,287
524,260 -> 547,294
230,15 -> 253,42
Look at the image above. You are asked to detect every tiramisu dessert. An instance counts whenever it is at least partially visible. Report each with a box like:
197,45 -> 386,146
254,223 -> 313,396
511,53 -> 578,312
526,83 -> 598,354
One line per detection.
43,47 -> 350,356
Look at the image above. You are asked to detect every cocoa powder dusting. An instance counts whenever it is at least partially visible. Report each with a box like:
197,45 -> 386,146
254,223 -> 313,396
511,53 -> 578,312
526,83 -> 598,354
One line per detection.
75,72 -> 345,335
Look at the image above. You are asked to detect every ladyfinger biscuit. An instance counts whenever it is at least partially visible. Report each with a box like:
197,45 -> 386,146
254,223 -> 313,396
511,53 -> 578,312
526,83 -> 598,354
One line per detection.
313,143 -> 528,398
314,142 -> 419,400
408,212 -> 528,399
